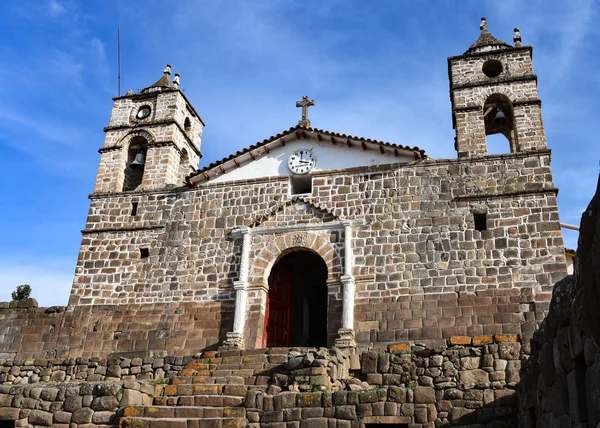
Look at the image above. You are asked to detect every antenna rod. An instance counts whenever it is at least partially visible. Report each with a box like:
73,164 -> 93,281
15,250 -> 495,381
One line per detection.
117,27 -> 121,96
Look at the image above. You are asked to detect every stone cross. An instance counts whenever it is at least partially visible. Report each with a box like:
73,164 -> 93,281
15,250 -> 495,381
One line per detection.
296,95 -> 315,128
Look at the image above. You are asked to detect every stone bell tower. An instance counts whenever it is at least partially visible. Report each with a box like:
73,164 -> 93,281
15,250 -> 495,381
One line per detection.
448,18 -> 547,158
94,64 -> 204,193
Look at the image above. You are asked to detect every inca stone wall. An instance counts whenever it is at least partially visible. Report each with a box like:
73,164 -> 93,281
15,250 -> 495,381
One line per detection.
519,176 -> 600,427
0,300 -> 232,360
66,148 -> 566,351
0,341 -> 526,427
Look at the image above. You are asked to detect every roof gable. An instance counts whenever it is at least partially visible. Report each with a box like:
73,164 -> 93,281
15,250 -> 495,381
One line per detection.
188,126 -> 426,186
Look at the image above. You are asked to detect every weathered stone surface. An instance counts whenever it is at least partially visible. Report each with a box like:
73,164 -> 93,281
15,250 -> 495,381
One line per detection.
91,395 -> 119,411
28,410 -> 53,426
458,369 -> 490,389
71,407 -> 94,424
414,386 -> 435,404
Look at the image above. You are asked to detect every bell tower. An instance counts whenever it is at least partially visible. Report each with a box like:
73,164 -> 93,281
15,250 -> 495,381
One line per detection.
94,64 -> 204,193
448,18 -> 547,158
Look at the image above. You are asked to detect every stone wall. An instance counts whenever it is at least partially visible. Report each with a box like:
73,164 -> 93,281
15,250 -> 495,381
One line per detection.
0,341 -> 526,427
68,149 -> 566,349
0,380 -> 153,426
519,176 -> 600,427
244,338 -> 524,427
0,301 -> 232,360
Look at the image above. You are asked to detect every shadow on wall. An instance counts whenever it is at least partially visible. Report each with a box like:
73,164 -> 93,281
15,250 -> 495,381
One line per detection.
519,175 -> 600,427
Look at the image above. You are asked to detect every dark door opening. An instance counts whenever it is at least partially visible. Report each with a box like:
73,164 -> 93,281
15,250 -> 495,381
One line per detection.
264,250 -> 328,348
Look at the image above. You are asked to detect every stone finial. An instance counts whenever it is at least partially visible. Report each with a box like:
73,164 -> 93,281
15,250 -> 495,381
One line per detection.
513,28 -> 522,47
163,64 -> 172,75
173,73 -> 180,88
126,89 -> 133,95
480,17 -> 488,32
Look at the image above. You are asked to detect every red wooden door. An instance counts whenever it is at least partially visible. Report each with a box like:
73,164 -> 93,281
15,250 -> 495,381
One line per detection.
264,259 -> 293,347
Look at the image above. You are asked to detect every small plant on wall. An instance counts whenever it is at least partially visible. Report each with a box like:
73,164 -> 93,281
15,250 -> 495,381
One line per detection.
11,284 -> 32,301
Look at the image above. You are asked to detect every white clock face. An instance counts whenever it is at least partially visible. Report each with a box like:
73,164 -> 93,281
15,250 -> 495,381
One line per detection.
288,149 -> 316,175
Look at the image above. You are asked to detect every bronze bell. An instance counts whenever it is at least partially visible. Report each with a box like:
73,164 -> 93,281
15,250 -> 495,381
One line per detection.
494,108 -> 507,126
130,151 -> 146,169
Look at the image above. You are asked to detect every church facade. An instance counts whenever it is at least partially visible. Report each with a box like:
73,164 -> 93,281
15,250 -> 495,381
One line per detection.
2,20 -> 567,359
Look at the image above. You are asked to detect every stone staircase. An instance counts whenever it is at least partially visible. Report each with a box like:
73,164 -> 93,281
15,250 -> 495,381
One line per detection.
118,349 -> 290,427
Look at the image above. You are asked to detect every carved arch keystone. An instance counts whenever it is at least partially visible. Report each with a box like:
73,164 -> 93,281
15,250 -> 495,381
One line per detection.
249,231 -> 337,287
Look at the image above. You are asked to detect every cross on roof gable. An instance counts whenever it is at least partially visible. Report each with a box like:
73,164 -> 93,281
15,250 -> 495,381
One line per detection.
187,125 -> 426,185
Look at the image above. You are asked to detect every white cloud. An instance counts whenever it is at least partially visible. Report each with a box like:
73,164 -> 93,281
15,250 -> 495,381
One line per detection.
0,262 -> 73,307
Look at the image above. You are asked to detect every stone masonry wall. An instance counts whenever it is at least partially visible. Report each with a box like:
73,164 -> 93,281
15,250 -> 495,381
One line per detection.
0,340 -> 526,427
518,176 -> 600,427
449,46 -> 547,157
0,300 -> 232,360
65,149 -> 566,350
95,89 -> 203,193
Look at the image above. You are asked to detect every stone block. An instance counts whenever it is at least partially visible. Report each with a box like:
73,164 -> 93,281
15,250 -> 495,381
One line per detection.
361,352 -> 378,374
388,386 -> 407,403
388,343 -> 411,353
28,410 -> 53,426
71,407 -> 94,425
262,411 -> 284,423
300,418 -> 328,428
458,369 -> 490,389
91,395 -> 119,411
472,335 -> 493,346
414,386 -> 435,404
449,336 -> 471,345
92,411 -> 115,424
0,407 -> 20,420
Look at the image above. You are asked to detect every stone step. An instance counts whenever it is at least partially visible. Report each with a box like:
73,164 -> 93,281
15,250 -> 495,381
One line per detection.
121,405 -> 245,419
170,376 -> 247,385
119,417 -> 246,428
153,395 -> 245,407
162,384 -> 251,397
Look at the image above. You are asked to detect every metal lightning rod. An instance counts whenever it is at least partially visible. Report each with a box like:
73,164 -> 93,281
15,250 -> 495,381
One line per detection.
117,26 -> 121,96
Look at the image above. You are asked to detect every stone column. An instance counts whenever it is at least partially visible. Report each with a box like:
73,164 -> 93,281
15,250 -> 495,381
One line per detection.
224,227 -> 250,349
336,221 -> 356,349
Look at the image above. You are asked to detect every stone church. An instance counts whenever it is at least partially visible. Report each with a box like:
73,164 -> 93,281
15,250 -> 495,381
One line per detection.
3,18 -> 567,360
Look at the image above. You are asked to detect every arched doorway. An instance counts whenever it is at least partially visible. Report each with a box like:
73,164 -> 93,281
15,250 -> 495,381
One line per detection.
264,250 -> 328,348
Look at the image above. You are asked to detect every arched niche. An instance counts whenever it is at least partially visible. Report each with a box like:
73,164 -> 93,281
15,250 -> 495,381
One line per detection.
483,93 -> 518,154
123,136 -> 148,191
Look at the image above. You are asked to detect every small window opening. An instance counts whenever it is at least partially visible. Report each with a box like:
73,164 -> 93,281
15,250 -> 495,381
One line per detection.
291,175 -> 312,195
482,59 -> 503,78
184,117 -> 191,133
474,213 -> 487,231
113,331 -> 122,340
140,248 -> 149,259
131,201 -> 138,216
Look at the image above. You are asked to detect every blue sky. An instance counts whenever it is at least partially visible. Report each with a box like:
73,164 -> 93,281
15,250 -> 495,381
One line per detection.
0,0 -> 597,306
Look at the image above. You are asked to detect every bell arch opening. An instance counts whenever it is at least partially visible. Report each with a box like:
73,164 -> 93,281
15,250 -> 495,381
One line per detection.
179,149 -> 190,182
263,250 -> 328,348
123,136 -> 148,191
483,93 -> 518,154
